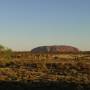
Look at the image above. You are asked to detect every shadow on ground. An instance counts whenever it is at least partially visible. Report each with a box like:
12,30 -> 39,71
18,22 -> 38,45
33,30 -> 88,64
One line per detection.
0,81 -> 90,90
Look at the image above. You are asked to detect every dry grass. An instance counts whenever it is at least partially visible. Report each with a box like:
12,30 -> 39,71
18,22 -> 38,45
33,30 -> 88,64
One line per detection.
0,53 -> 89,85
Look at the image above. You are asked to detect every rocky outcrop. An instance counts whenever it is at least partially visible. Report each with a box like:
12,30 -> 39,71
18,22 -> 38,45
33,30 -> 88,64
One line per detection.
31,45 -> 80,53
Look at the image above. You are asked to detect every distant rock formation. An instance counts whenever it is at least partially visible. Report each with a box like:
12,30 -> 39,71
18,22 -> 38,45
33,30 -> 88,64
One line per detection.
31,45 -> 80,53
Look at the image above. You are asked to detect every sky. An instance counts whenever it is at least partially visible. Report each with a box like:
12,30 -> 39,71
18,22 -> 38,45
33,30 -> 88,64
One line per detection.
0,0 -> 90,51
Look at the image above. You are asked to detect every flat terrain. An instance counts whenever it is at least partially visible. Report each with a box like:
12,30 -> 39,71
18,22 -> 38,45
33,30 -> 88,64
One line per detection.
0,53 -> 90,89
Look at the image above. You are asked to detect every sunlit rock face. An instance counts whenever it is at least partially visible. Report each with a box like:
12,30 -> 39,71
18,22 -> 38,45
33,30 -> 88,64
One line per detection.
31,45 -> 80,53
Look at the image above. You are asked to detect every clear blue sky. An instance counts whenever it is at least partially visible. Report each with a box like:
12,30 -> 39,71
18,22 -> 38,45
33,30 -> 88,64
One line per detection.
0,0 -> 90,51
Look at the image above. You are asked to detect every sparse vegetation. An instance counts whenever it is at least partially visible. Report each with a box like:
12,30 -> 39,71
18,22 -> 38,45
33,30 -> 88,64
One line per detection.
0,46 -> 90,89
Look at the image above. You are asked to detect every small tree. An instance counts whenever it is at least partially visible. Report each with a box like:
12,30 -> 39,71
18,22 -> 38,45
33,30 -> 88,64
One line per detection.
0,45 -> 5,51
0,44 -> 12,63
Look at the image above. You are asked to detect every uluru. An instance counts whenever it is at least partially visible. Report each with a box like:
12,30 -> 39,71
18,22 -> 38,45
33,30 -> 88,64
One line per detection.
31,45 -> 80,53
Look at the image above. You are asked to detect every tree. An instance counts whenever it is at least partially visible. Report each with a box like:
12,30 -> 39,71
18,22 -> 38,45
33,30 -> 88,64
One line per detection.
0,45 -> 5,51
0,44 -> 12,63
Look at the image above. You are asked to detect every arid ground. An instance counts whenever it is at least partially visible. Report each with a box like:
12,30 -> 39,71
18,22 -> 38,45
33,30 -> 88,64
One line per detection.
0,52 -> 90,89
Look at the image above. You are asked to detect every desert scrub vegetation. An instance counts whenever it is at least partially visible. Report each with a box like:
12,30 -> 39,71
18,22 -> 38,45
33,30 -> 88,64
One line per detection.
0,59 -> 89,84
0,44 -> 12,63
0,46 -> 89,88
